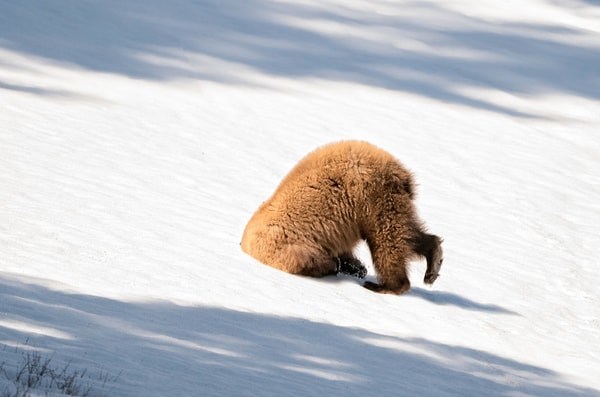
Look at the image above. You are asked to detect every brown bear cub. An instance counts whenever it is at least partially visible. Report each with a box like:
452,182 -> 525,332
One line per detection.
241,140 -> 443,294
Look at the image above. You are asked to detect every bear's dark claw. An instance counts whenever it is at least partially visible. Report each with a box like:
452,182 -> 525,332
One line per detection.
337,257 -> 367,279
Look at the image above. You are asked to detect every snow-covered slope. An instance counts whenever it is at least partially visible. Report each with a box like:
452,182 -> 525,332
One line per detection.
1,1 -> 599,396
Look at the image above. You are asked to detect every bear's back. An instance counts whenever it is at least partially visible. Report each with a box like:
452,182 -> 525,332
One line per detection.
279,140 -> 393,182
273,140 -> 412,198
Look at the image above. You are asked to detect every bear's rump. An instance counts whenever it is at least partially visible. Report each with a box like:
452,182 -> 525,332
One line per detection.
242,220 -> 338,275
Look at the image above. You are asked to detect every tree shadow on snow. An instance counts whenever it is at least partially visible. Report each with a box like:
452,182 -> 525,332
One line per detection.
1,0 -> 599,117
1,275 -> 597,397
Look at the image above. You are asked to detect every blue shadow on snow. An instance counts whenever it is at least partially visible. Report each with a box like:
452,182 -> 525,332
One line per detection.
1,275 -> 597,397
1,0 -> 599,117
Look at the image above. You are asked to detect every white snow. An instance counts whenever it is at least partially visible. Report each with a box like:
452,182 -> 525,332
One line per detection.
1,0 -> 599,396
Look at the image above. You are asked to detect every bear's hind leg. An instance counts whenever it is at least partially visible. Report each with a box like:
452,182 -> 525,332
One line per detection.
279,244 -> 339,278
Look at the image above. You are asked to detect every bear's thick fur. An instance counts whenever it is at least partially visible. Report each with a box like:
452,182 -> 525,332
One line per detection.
241,140 -> 443,294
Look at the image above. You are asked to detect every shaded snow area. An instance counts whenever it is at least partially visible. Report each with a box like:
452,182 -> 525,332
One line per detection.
1,1 -> 599,396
